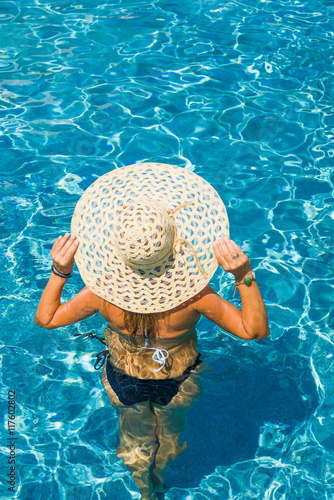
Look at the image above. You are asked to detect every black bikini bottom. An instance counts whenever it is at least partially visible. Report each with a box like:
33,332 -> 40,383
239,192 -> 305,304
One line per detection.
106,355 -> 202,407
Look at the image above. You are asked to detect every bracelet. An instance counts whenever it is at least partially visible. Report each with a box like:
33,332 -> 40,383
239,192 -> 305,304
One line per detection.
234,270 -> 256,288
51,264 -> 72,279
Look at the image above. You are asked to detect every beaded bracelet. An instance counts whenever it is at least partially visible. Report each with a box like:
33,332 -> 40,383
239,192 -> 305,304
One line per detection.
234,270 -> 256,288
233,270 -> 255,297
51,264 -> 72,279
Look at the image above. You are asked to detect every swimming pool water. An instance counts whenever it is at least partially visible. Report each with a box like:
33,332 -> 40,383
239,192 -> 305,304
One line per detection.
1,0 -> 334,498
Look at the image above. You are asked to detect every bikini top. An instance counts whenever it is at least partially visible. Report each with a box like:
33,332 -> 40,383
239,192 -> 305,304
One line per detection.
104,324 -> 199,380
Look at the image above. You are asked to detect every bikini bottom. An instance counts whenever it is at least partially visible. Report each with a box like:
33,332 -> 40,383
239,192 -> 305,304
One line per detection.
106,354 -> 202,407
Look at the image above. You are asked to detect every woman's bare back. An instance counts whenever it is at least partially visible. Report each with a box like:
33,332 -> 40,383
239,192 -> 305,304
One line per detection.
99,292 -> 203,338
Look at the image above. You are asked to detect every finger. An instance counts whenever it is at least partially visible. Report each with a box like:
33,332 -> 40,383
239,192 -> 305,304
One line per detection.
213,241 -> 226,262
66,238 -> 79,258
229,240 -> 243,258
229,240 -> 251,269
51,233 -> 70,253
215,238 -> 238,272
213,241 -> 231,271
230,241 -> 251,267
51,235 -> 68,261
215,238 -> 228,259
51,235 -> 64,252
218,237 -> 235,260
57,234 -> 77,259
58,237 -> 78,260
229,239 -> 241,252
225,238 -> 241,258
52,238 -> 79,272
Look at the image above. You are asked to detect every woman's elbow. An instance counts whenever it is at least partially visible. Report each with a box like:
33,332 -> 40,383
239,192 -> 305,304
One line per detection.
34,315 -> 56,329
243,320 -> 270,340
249,327 -> 270,340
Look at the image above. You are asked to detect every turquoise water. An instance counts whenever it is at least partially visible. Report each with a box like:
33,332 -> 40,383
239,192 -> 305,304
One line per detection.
1,0 -> 334,498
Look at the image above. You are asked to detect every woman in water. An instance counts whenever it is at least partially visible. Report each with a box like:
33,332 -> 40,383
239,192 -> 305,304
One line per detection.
35,163 -> 269,500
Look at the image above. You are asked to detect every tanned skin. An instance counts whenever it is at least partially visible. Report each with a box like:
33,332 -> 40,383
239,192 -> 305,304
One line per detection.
35,234 -> 269,341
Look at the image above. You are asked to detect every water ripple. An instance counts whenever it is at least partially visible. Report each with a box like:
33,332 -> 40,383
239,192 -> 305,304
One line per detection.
1,0 -> 334,498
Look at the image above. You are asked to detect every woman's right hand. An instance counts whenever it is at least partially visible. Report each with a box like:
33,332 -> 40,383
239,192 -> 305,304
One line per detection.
213,237 -> 252,280
51,233 -> 79,275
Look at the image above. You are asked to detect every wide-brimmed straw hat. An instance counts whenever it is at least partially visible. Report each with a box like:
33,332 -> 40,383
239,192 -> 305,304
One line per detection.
71,162 -> 229,313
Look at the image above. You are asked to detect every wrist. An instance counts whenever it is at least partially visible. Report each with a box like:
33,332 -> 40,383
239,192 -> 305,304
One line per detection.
232,265 -> 252,281
234,270 -> 255,287
51,264 -> 73,279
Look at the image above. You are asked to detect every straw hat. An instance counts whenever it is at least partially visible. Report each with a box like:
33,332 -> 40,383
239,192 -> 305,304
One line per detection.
71,162 -> 229,313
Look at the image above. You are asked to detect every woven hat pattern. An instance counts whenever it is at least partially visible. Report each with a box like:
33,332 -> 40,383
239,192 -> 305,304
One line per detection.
71,163 -> 229,313
115,201 -> 175,268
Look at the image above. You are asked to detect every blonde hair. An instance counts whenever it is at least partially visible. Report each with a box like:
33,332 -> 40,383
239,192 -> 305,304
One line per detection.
123,310 -> 159,337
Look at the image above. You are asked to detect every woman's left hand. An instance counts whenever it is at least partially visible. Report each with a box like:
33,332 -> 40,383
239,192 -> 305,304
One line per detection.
213,237 -> 252,280
51,233 -> 79,275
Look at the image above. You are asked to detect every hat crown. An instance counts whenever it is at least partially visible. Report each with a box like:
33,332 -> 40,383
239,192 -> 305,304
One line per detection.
115,201 -> 175,268
72,162 -> 229,313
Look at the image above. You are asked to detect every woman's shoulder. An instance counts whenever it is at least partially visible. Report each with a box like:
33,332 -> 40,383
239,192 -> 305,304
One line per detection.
187,284 -> 219,306
94,287 -> 221,335
189,284 -> 225,314
77,287 -> 105,306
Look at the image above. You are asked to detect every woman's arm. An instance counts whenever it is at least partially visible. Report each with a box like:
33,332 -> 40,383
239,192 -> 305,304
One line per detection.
194,237 -> 269,340
34,234 -> 101,329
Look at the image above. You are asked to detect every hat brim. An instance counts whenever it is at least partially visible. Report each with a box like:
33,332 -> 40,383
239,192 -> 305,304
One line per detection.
71,162 -> 229,313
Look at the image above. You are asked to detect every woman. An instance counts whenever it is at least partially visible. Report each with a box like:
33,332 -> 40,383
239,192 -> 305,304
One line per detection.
35,163 -> 269,500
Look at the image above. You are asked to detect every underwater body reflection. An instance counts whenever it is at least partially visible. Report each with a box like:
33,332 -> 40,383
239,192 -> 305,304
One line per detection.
98,323 -> 318,499
101,325 -> 206,500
